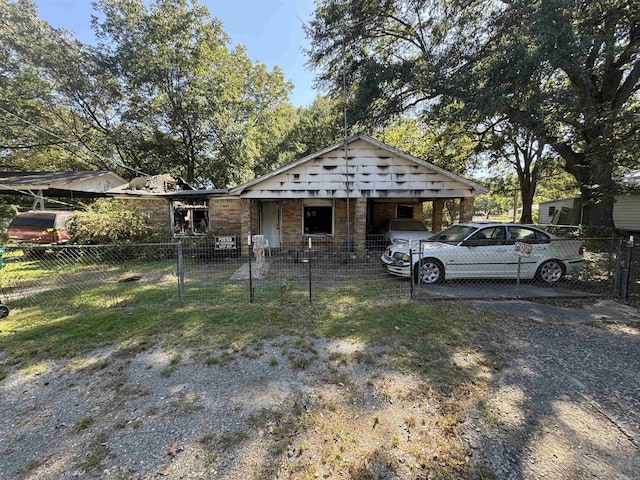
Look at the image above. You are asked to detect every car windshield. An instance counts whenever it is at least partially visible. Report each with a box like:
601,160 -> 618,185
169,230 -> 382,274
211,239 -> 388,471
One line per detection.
390,220 -> 427,232
429,225 -> 478,242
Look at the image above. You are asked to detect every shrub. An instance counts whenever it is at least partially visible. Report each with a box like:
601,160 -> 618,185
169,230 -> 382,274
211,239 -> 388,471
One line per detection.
67,199 -> 151,244
0,200 -> 18,243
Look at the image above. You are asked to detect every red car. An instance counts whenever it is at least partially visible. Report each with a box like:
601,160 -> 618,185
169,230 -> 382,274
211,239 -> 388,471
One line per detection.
7,210 -> 73,245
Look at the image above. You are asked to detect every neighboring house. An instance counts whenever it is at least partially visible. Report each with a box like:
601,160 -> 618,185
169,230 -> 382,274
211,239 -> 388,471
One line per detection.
107,135 -> 488,254
0,171 -> 127,209
538,170 -> 640,232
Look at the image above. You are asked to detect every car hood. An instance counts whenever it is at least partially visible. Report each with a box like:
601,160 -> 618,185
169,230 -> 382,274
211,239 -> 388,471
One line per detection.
388,240 -> 455,253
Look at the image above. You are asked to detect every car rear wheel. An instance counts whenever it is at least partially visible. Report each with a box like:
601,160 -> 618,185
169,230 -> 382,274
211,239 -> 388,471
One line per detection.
0,305 -> 9,319
536,259 -> 565,284
414,258 -> 444,284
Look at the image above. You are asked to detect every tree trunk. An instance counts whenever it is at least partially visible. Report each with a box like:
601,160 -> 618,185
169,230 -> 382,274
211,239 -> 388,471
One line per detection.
519,185 -> 536,224
572,157 -> 615,228
579,182 -> 615,227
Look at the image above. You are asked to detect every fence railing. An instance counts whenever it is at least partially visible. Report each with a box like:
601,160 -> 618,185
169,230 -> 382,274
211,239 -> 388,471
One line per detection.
0,235 -> 635,313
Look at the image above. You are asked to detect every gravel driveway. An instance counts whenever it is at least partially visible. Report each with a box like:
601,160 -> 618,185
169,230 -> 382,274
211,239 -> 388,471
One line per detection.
467,299 -> 640,479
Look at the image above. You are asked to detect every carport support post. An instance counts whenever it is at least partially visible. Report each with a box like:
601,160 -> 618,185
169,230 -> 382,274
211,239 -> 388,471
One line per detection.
516,256 -> 522,290
177,241 -> 185,303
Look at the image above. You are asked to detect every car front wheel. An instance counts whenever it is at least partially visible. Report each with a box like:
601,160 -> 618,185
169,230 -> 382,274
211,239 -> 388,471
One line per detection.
414,258 -> 444,284
536,260 -> 565,284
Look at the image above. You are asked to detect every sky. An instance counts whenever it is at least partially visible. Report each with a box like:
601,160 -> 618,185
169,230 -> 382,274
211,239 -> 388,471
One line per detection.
32,0 -> 319,107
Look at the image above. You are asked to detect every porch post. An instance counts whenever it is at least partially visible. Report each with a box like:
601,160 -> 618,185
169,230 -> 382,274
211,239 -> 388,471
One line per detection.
432,199 -> 444,233
354,197 -> 367,253
460,197 -> 474,223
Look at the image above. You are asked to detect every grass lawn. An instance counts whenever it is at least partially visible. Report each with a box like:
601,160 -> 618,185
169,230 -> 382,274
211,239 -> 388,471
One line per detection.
0,258 -> 505,479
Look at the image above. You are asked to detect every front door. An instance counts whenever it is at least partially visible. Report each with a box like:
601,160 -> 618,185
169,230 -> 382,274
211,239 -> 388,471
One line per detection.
260,201 -> 281,248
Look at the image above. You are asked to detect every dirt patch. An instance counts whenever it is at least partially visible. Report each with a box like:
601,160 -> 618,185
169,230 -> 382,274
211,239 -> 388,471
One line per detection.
2,303 -> 639,479
0,337 -> 490,479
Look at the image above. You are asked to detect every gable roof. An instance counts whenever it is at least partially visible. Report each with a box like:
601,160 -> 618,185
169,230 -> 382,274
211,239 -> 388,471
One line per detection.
231,134 -> 487,198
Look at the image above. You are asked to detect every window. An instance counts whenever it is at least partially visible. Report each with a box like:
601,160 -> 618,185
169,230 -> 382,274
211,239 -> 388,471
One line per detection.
507,226 -> 550,244
463,226 -> 506,246
548,206 -> 556,217
396,204 -> 414,219
303,201 -> 333,235
172,199 -> 209,234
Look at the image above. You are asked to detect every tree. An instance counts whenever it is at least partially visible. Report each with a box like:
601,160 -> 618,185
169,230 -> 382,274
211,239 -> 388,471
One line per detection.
88,0 -> 293,187
0,0 -> 103,171
375,116 -> 478,176
260,95 -> 344,173
481,123 -> 558,224
307,0 -> 640,227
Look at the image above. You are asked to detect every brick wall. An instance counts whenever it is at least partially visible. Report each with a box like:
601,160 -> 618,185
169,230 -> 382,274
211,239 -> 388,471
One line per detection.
118,197 -> 170,225
460,197 -> 475,223
370,201 -> 423,230
432,199 -> 444,233
281,199 -> 302,236
334,199 -> 358,237
209,197 -> 242,235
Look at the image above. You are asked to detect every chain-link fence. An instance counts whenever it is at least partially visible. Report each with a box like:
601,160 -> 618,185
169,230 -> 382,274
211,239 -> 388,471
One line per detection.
625,241 -> 639,308
400,236 -> 622,301
0,235 -> 636,314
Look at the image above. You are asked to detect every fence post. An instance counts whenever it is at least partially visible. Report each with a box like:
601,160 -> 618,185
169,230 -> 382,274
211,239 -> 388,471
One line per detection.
248,235 -> 254,303
308,237 -> 312,304
409,246 -> 414,299
619,236 -> 634,300
177,241 -> 185,303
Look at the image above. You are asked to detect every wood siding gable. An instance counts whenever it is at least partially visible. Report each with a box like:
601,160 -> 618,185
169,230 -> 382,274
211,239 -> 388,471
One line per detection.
233,136 -> 487,199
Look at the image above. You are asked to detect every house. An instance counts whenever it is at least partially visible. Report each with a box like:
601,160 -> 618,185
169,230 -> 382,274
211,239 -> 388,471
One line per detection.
228,135 -> 487,254
0,170 -> 127,209
538,170 -> 640,232
107,135 -> 488,254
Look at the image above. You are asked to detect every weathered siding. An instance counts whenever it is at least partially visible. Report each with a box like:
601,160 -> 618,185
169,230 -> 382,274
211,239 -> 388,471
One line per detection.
241,139 -> 479,199
67,172 -> 127,193
613,195 -> 640,232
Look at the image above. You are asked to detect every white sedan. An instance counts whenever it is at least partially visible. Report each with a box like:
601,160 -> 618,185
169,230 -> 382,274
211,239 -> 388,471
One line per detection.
381,223 -> 585,284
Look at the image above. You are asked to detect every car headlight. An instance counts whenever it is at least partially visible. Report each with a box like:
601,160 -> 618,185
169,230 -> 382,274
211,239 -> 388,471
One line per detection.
393,237 -> 408,244
401,253 -> 410,262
